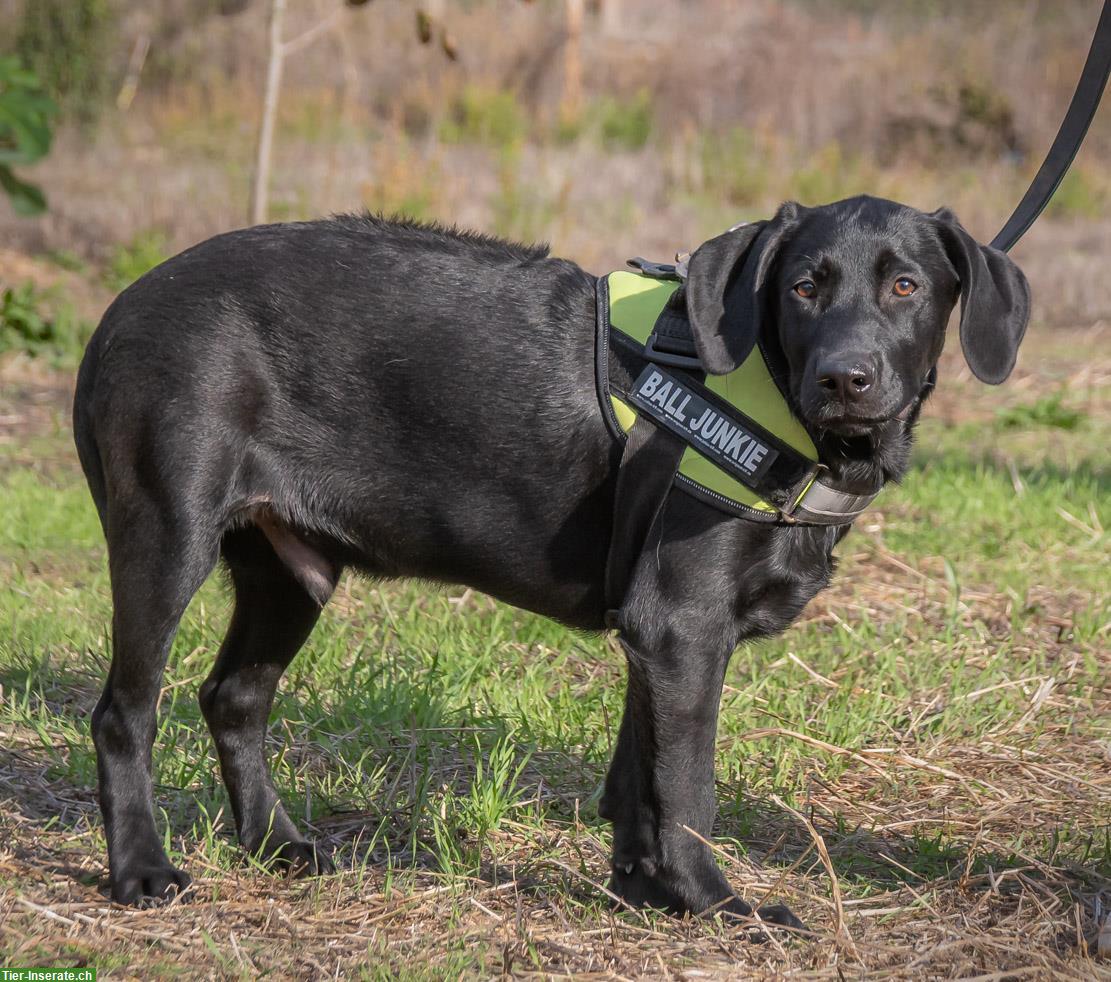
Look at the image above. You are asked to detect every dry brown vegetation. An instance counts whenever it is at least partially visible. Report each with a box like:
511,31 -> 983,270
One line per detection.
1,332 -> 1108,977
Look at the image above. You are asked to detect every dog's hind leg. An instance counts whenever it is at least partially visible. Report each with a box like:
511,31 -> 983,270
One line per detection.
93,496 -> 220,906
199,524 -> 338,875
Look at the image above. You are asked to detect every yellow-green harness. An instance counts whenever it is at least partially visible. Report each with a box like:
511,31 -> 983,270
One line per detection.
603,270 -> 820,517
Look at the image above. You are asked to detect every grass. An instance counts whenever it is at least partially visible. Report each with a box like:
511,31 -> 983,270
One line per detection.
0,282 -> 93,366
360,138 -> 444,225
996,392 -> 1088,431
440,86 -> 529,149
102,231 -> 170,294
594,92 -> 654,153
0,331 -> 1108,977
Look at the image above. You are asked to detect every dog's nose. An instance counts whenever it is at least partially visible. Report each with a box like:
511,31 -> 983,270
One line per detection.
816,358 -> 875,402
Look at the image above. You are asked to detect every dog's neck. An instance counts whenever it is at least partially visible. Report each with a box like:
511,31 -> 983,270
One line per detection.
809,404 -> 923,494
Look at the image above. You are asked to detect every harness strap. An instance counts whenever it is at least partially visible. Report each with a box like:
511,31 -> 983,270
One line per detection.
608,331 -> 821,512
603,275 -> 707,616
602,410 -> 695,617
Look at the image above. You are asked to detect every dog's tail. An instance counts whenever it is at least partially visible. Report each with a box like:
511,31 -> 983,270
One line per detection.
73,331 -> 108,534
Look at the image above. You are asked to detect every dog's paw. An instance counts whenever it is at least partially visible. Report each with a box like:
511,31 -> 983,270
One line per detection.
608,860 -> 682,912
110,863 -> 193,907
719,901 -> 810,943
262,839 -> 335,877
608,860 -> 808,940
753,903 -> 807,932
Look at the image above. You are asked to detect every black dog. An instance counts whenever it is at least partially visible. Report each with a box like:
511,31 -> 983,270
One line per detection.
72,196 -> 1028,922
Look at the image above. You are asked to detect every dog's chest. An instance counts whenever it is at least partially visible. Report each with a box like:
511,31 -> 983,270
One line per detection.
732,523 -> 842,640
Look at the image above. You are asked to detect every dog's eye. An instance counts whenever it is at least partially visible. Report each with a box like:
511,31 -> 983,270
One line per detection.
793,280 -> 816,299
893,277 -> 917,297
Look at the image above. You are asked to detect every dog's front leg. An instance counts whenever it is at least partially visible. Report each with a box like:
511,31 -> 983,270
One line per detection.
599,619 -> 802,929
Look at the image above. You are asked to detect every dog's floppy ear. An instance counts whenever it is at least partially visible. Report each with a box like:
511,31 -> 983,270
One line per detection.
932,208 -> 1031,385
684,203 -> 799,375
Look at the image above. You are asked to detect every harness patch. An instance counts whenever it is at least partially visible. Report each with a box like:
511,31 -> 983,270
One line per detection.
628,366 -> 779,483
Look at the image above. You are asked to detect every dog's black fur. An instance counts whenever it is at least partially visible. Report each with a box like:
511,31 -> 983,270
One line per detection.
73,196 -> 1029,923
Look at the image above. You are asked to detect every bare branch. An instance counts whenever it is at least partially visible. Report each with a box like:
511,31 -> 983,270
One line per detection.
250,0 -> 287,225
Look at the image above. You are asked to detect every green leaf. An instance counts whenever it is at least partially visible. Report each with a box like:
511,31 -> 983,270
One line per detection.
0,58 -> 55,212
0,164 -> 47,215
0,98 -> 56,162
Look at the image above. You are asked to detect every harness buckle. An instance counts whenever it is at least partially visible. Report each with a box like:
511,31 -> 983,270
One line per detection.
643,332 -> 704,371
626,257 -> 683,281
777,463 -> 827,521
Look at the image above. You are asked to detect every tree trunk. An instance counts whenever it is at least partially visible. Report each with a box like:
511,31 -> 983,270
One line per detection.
562,0 -> 584,120
251,0 -> 287,225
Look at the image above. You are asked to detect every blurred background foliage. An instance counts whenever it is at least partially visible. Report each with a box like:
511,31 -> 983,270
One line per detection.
0,56 -> 56,215
0,0 -> 1108,344
14,0 -> 114,125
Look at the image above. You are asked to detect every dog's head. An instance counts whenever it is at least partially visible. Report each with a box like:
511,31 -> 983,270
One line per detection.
684,195 -> 1030,437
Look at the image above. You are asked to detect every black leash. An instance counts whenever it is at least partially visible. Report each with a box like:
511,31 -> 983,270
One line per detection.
992,0 -> 1111,252
603,4 -> 1110,618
